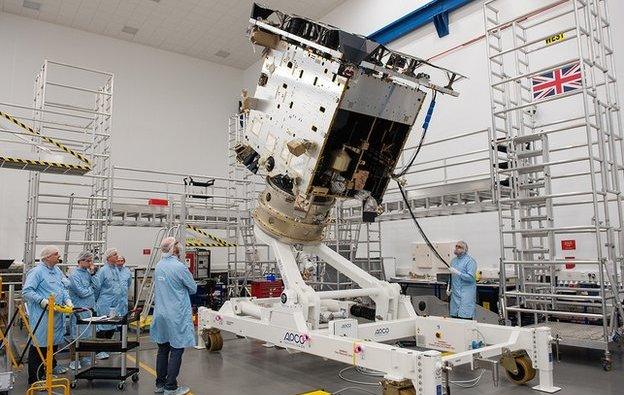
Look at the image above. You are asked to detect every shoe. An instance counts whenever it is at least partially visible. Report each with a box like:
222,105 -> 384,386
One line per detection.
164,386 -> 190,395
69,360 -> 81,370
81,357 -> 92,366
154,386 -> 165,393
52,365 -> 68,374
95,352 -> 109,360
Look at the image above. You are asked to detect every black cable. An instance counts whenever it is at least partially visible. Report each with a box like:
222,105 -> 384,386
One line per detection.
392,91 -> 437,178
0,307 -> 21,338
390,90 -> 448,269
17,307 -> 48,365
395,170 -> 450,269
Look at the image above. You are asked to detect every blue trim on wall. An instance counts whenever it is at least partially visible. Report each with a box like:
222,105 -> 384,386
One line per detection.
368,0 -> 474,44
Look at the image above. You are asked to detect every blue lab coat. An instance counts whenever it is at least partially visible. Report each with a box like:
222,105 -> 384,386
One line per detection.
22,262 -> 71,346
67,267 -> 95,339
92,262 -> 124,331
116,266 -> 132,317
150,255 -> 197,349
450,253 -> 477,319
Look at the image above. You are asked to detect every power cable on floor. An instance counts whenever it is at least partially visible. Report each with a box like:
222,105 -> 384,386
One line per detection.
338,366 -> 381,386
445,370 -> 485,388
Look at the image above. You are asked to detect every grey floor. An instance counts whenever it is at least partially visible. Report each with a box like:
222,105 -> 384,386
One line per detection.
12,332 -> 623,395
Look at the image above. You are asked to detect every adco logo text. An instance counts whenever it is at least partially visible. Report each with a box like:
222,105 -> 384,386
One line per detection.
283,332 -> 308,347
375,327 -> 390,336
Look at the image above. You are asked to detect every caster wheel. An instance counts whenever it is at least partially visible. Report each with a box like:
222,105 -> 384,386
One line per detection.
117,381 -> 126,390
506,355 -> 536,384
202,328 -> 224,352
132,373 -> 139,382
601,358 -> 612,371
70,381 -> 77,389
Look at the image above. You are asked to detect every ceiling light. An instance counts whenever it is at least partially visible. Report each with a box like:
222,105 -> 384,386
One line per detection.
215,50 -> 230,58
23,0 -> 42,11
122,26 -> 139,35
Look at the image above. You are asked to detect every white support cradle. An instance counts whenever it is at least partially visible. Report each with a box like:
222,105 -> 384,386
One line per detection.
197,228 -> 561,394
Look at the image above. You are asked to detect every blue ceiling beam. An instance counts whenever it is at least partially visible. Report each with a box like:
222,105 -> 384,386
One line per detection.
368,0 -> 475,44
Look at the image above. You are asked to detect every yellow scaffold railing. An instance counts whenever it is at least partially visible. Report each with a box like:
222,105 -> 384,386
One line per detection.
186,225 -> 237,248
0,109 -> 92,175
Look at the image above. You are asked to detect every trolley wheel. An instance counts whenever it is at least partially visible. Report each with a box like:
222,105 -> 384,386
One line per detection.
70,380 -> 77,389
202,328 -> 224,352
117,381 -> 126,390
601,357 -> 612,371
132,373 -> 139,382
506,355 -> 536,384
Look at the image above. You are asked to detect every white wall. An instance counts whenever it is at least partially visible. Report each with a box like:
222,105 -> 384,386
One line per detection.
0,12 -> 242,267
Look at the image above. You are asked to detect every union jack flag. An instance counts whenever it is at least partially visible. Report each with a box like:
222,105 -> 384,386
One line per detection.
531,62 -> 583,100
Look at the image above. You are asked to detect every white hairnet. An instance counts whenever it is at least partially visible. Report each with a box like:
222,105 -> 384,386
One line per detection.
104,248 -> 118,261
160,237 -> 177,253
40,245 -> 60,260
77,251 -> 94,262
457,240 -> 469,252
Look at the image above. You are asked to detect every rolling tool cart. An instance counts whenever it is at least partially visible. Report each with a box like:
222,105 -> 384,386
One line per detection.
71,309 -> 141,390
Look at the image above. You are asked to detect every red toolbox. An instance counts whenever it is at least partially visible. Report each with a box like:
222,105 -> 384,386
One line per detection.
250,280 -> 283,298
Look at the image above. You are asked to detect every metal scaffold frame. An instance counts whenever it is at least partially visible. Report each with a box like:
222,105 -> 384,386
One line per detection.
109,165 -> 251,322
9,60 -> 114,270
485,0 -> 624,368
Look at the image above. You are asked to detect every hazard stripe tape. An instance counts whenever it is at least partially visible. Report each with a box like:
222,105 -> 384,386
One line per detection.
187,225 -> 237,247
0,156 -> 90,171
185,240 -> 232,248
0,110 -> 92,167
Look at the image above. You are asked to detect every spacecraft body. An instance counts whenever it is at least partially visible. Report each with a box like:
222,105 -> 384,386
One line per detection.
237,4 -> 456,244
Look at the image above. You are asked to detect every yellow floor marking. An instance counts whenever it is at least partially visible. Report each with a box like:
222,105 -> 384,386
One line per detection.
126,354 -> 157,376
127,354 -> 194,395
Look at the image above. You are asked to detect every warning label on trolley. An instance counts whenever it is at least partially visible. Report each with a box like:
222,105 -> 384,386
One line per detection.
545,32 -> 565,45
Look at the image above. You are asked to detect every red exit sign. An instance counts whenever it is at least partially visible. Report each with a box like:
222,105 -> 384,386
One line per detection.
143,248 -> 151,255
561,240 -> 576,250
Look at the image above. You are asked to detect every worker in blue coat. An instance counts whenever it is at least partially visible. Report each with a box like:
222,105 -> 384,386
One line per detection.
22,245 -> 73,384
67,251 -> 96,370
151,237 -> 197,395
448,241 -> 477,319
92,247 -> 122,360
115,255 -> 133,318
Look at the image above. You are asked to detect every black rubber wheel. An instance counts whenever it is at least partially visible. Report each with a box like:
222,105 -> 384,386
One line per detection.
117,381 -> 126,390
506,356 -> 536,384
602,359 -> 612,371
132,373 -> 139,382
70,380 -> 77,389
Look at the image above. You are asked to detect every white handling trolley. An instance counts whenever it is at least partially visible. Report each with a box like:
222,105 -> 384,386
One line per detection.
70,310 -> 140,390
198,3 -> 562,394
